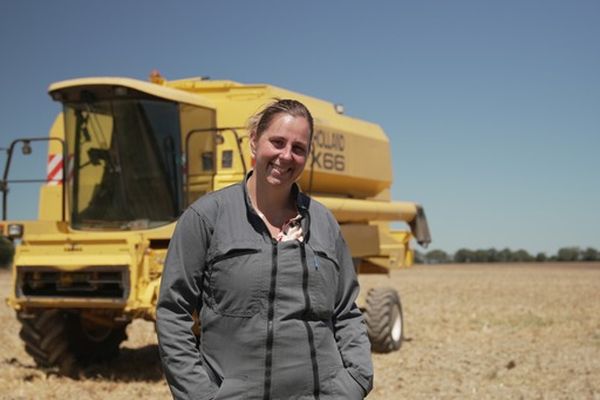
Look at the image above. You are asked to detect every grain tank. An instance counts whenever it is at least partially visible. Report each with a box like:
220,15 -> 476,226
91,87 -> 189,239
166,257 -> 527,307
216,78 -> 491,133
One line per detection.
2,73 -> 430,375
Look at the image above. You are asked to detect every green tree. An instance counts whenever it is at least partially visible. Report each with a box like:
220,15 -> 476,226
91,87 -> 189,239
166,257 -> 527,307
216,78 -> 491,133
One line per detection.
454,248 -> 473,263
498,248 -> 512,263
535,252 -> 547,262
425,249 -> 450,264
513,249 -> 534,262
557,247 -> 580,262
473,249 -> 488,262
581,247 -> 599,261
486,248 -> 501,263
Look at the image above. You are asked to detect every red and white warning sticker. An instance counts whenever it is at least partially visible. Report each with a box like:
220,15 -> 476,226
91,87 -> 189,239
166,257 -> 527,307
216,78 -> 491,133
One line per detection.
46,154 -> 73,185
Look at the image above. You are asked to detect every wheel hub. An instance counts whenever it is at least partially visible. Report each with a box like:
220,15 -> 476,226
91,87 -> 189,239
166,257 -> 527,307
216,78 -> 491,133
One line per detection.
391,312 -> 402,342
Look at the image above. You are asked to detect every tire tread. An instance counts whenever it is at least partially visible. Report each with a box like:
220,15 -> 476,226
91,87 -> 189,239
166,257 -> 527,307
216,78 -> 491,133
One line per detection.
364,287 -> 403,353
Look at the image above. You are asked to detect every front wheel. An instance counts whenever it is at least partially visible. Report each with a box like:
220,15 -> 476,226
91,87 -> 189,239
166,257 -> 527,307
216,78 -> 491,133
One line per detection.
18,310 -> 77,376
364,287 -> 403,353
18,310 -> 128,376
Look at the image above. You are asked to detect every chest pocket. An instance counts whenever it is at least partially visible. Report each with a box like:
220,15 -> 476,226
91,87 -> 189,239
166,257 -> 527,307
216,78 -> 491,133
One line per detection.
207,243 -> 263,317
306,244 -> 340,320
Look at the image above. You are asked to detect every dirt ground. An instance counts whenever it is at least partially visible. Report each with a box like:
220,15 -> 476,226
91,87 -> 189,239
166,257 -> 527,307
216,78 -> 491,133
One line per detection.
1,263 -> 599,399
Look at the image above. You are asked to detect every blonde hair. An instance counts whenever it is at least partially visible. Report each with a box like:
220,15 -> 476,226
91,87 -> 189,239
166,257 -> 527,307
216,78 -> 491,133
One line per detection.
248,99 -> 314,141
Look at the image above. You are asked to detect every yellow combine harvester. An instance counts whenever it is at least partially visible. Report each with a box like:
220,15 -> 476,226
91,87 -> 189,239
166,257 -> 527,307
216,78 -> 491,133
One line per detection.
1,73 -> 430,375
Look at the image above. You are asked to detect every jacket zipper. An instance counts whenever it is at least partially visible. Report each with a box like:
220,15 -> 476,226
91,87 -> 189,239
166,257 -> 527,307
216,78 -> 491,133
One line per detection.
263,239 -> 278,400
300,243 -> 320,399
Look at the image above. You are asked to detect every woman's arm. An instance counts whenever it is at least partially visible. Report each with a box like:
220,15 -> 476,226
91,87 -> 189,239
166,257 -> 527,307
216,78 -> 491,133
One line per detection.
156,208 -> 219,400
333,230 -> 374,396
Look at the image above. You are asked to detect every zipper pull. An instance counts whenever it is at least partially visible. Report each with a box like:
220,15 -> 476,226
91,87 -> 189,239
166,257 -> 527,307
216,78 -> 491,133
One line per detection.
307,242 -> 319,271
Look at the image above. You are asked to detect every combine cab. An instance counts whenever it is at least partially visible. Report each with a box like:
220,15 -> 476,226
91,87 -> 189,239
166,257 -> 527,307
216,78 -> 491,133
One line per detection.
2,73 -> 430,375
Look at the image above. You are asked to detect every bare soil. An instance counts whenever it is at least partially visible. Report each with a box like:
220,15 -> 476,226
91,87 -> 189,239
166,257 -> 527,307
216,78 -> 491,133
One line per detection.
1,263 -> 599,399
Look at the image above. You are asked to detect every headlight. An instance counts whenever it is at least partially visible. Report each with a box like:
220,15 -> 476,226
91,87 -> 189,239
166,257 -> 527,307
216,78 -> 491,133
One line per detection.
7,224 -> 24,239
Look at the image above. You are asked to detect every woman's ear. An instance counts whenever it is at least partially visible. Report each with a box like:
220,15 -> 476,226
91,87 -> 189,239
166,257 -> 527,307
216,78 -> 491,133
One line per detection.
249,130 -> 257,158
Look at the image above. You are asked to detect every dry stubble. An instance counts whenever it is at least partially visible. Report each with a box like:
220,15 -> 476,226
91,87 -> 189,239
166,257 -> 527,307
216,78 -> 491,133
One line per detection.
1,263 -> 599,399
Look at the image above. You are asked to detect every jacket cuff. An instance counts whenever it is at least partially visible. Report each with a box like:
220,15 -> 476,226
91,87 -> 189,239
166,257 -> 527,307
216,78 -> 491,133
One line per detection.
347,367 -> 373,396
195,384 -> 219,400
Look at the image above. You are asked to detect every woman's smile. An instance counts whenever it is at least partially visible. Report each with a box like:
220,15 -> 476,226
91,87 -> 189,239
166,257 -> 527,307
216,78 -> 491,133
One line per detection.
251,113 -> 310,188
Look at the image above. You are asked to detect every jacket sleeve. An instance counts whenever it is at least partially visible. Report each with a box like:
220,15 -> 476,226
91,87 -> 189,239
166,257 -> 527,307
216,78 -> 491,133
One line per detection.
333,230 -> 374,396
156,208 -> 219,400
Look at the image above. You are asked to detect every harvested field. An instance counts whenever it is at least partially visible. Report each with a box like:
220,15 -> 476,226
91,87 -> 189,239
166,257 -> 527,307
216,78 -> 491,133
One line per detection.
1,263 -> 599,399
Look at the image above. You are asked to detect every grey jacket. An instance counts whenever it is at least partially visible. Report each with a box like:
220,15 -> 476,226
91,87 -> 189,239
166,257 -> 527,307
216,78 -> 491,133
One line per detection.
156,178 -> 374,400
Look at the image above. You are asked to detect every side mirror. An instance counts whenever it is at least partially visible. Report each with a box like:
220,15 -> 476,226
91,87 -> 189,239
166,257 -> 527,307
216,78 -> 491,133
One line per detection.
21,141 -> 32,155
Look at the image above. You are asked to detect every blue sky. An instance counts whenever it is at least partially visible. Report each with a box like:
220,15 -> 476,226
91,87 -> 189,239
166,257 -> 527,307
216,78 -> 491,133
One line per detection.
1,1 -> 599,255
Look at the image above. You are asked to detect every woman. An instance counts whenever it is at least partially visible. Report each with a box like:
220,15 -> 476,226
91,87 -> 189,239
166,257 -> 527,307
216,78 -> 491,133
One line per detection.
157,99 -> 373,400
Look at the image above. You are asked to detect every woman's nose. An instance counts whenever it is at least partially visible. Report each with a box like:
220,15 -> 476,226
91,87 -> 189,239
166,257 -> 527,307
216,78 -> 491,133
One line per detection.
279,145 -> 293,160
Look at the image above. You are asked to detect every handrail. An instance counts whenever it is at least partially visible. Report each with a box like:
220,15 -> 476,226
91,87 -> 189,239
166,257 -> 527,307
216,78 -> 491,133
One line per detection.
1,137 -> 67,221
184,126 -> 247,204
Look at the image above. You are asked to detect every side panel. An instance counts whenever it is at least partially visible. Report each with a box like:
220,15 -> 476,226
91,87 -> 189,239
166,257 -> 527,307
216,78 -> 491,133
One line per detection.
39,114 -> 66,221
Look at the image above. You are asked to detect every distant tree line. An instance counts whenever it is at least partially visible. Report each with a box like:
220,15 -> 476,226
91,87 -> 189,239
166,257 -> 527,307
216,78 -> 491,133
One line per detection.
415,246 -> 600,264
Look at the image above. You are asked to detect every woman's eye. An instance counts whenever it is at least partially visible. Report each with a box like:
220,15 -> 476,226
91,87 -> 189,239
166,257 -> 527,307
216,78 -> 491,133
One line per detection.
293,146 -> 307,156
270,139 -> 285,148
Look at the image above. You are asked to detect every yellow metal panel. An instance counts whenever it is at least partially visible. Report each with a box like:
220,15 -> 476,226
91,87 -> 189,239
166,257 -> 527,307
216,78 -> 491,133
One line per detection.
168,79 -> 393,199
15,253 -> 131,268
38,186 -> 63,221
8,221 -> 68,236
10,297 -> 127,309
47,113 -> 65,151
365,247 -> 408,269
339,224 -> 380,257
48,77 -> 215,109
313,196 -> 418,223
390,230 -> 412,245
15,222 -> 175,239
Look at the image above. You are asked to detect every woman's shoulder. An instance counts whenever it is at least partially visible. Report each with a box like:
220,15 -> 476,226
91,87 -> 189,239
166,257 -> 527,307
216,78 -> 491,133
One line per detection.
187,182 -> 245,223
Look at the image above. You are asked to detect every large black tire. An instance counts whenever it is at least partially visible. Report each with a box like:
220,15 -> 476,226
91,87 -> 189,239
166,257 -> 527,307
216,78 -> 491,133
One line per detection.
18,310 -> 128,376
18,310 -> 77,376
364,287 -> 404,353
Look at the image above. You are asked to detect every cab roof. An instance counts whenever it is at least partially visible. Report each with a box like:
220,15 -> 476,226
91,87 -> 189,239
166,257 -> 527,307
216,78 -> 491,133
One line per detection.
48,77 -> 215,109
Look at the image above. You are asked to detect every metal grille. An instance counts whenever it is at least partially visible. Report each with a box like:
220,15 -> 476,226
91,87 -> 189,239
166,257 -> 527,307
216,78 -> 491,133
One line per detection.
17,267 -> 129,299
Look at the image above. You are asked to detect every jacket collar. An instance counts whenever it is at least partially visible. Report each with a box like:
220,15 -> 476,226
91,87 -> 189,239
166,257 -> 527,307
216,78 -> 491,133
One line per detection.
242,170 -> 311,239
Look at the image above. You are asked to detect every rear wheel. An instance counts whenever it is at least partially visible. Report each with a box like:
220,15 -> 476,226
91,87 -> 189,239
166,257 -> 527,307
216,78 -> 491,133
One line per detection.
364,287 -> 403,353
18,310 -> 128,376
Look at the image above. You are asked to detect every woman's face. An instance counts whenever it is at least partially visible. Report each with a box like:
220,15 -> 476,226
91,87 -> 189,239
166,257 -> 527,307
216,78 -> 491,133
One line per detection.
250,113 -> 311,189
